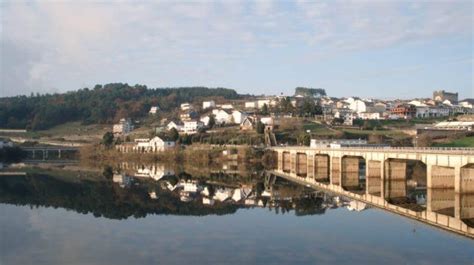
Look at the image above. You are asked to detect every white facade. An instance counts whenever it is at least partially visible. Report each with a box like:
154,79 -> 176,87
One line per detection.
202,100 -> 216,109
358,112 -> 381,120
180,103 -> 192,111
183,120 -> 204,133
349,99 -> 367,113
113,118 -> 133,135
220,104 -> 234,109
149,106 -> 160,114
200,115 -> 211,126
245,101 -> 257,109
416,106 -> 450,118
213,109 -> 233,124
134,136 -> 175,152
167,121 -> 183,131
232,110 -> 248,124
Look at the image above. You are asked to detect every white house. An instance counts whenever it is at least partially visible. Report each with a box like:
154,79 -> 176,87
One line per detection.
202,100 -> 216,109
232,110 -> 248,124
358,112 -> 381,120
220,104 -> 234,109
349,99 -> 367,113
213,109 -> 233,124
200,115 -> 211,126
183,120 -> 204,133
149,106 -> 160,114
167,120 -> 184,131
180,103 -> 193,111
135,164 -> 175,180
459,101 -> 473,109
245,101 -> 257,109
133,136 -> 175,152
113,118 -> 133,135
257,99 -> 271,109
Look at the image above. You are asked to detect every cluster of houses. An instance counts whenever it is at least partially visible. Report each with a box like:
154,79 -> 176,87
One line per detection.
319,90 -> 473,125
165,100 -> 278,134
111,89 -> 473,148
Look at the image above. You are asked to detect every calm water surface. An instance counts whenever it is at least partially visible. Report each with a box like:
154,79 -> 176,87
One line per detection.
0,166 -> 473,265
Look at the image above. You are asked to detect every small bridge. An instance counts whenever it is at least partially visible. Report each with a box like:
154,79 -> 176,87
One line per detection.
21,146 -> 79,160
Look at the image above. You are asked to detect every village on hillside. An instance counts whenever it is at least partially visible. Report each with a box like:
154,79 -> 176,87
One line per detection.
110,87 -> 474,153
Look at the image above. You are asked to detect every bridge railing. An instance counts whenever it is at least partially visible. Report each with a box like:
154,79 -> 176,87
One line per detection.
270,145 -> 474,154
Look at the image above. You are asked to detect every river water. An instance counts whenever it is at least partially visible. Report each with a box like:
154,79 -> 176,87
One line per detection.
0,164 -> 473,265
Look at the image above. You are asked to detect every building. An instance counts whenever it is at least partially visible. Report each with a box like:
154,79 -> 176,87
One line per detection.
310,139 -> 370,148
149,106 -> 160,114
240,116 -> 256,131
358,112 -> 381,120
231,110 -> 248,124
183,120 -> 204,134
180,103 -> 193,111
434,121 -> 474,131
433,90 -> 458,104
349,99 -> 367,113
133,136 -> 175,152
113,118 -> 133,135
202,100 -> 216,109
245,101 -> 257,109
167,120 -> 184,131
212,109 -> 233,124
180,110 -> 199,121
391,104 -> 416,119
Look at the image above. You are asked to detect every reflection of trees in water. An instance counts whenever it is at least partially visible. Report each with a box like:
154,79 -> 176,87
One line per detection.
0,171 -> 345,220
0,174 -> 239,220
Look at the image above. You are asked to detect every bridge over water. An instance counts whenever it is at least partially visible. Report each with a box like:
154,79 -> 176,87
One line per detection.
21,146 -> 79,160
269,146 -> 474,238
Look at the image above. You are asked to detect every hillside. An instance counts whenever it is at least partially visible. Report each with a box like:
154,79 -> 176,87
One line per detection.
0,83 -> 240,130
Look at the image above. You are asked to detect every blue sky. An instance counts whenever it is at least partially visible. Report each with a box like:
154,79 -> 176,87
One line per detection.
1,1 -> 472,99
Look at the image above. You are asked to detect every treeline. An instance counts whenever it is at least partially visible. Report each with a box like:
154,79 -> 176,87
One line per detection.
0,83 -> 240,130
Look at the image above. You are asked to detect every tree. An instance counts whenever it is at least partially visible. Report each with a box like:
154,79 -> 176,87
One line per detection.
102,132 -> 114,148
256,121 -> 265,134
261,103 -> 269,115
297,133 -> 311,146
208,115 -> 215,128
169,128 -> 179,141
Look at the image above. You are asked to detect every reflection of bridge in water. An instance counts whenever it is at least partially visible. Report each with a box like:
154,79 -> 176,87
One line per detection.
270,146 -> 474,238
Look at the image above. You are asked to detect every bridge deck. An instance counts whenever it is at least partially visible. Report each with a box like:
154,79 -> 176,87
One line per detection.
270,146 -> 474,155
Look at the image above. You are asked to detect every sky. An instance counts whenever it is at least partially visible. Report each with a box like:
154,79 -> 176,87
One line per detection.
0,0 -> 472,99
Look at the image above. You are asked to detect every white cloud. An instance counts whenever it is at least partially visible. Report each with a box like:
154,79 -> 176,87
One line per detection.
0,0 -> 471,96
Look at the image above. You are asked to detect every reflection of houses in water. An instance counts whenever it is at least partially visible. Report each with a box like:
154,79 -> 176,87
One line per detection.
149,191 -> 158,200
213,188 -> 233,202
203,197 -> 215,205
134,164 -> 175,181
346,200 -> 369,212
112,174 -> 133,188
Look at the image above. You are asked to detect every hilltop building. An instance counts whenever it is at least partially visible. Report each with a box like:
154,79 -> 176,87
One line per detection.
433,90 -> 458,104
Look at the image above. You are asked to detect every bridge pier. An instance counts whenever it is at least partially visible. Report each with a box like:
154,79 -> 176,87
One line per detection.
342,156 -> 361,190
314,155 -> 330,182
384,160 -> 407,200
330,156 -> 342,185
366,160 -> 383,196
307,154 -> 314,179
461,165 -> 474,193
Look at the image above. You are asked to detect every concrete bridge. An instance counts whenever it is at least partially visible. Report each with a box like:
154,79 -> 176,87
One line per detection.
269,146 -> 474,238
